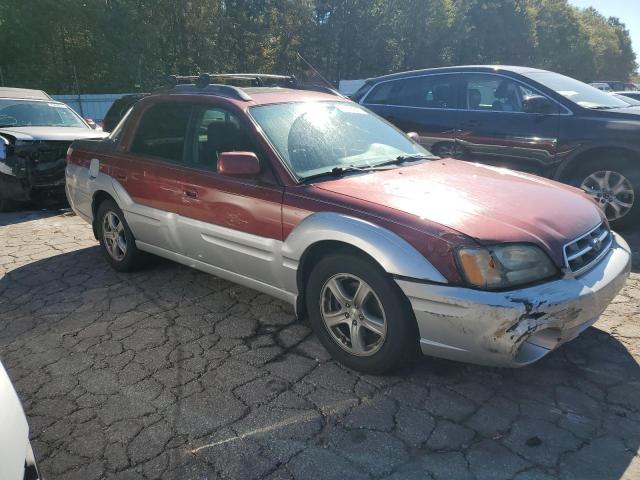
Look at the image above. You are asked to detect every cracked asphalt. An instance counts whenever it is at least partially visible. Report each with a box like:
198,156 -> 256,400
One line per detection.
0,209 -> 639,480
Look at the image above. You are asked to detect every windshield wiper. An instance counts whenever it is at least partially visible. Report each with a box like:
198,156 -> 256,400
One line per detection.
301,165 -> 373,182
373,153 -> 434,168
589,105 -> 618,110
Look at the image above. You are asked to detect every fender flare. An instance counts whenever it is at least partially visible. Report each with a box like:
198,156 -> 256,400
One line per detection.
555,141 -> 640,181
281,212 -> 448,286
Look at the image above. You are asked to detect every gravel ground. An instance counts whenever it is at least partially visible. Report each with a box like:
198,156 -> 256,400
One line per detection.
0,209 -> 639,480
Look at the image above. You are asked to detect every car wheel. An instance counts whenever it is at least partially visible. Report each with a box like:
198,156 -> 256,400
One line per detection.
305,252 -> 419,373
572,159 -> 639,228
96,198 -> 144,271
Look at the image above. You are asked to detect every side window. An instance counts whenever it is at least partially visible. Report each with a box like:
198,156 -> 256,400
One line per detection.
364,76 -> 458,109
463,74 -> 544,113
130,102 -> 192,163
190,107 -> 255,171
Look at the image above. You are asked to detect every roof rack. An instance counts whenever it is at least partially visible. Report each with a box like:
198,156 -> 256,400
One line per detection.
160,73 -> 344,101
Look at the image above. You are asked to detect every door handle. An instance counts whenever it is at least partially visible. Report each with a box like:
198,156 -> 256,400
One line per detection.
184,190 -> 198,198
114,172 -> 127,181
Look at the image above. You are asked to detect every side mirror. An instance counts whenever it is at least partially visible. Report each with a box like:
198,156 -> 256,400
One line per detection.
522,95 -> 557,115
407,131 -> 420,141
217,151 -> 261,176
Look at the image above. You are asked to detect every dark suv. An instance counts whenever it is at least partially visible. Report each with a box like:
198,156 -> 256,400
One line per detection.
353,66 -> 640,227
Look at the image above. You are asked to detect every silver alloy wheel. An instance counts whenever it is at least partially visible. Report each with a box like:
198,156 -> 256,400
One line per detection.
320,274 -> 387,357
102,211 -> 127,261
580,170 -> 635,221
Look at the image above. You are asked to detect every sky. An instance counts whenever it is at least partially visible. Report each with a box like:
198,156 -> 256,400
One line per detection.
569,0 -> 640,59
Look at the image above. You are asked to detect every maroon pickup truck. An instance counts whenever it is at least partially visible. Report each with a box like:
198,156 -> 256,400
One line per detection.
65,74 -> 631,373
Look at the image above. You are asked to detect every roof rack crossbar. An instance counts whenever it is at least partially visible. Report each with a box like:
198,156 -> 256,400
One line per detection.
163,73 -> 343,100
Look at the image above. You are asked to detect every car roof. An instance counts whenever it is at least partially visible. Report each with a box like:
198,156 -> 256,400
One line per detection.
365,65 -> 552,83
151,85 -> 345,107
0,87 -> 53,101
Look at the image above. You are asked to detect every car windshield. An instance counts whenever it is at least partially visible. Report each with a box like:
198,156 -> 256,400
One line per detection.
250,101 -> 431,179
0,99 -> 87,128
524,72 -> 630,110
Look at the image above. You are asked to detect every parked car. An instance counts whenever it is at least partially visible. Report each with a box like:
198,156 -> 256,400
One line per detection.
0,361 -> 41,480
615,91 -> 640,102
612,93 -> 640,106
353,66 -> 640,227
593,81 -> 638,91
0,87 -> 108,211
590,82 -> 612,92
65,74 -> 630,372
101,93 -> 148,132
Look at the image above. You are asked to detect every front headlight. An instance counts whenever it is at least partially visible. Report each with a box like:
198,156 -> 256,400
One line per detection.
457,244 -> 557,290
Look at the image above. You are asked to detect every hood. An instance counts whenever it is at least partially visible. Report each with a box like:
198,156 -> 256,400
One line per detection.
0,126 -> 108,141
314,159 -> 604,266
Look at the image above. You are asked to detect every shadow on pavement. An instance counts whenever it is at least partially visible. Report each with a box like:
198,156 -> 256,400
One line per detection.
0,243 -> 639,479
0,208 -> 69,227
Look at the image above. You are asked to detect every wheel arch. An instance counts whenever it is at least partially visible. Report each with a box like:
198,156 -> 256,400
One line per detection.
556,143 -> 640,182
282,212 -> 448,316
91,190 -> 117,239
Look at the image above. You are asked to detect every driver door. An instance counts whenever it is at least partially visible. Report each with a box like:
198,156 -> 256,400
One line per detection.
177,104 -> 285,286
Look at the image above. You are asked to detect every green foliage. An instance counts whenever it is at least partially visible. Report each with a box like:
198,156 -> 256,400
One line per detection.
0,0 -> 635,93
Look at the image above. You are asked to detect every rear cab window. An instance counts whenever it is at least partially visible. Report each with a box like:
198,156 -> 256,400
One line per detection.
130,102 -> 192,163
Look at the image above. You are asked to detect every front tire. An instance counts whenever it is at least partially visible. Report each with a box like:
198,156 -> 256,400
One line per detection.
571,158 -> 639,228
96,199 -> 144,272
305,252 -> 419,373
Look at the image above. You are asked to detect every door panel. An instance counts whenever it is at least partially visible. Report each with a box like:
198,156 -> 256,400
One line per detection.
178,171 -> 284,286
458,74 -> 559,175
362,74 -> 464,157
111,154 -> 186,253
112,101 -> 193,252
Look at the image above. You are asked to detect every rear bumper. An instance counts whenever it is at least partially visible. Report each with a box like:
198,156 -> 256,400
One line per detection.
397,232 -> 631,367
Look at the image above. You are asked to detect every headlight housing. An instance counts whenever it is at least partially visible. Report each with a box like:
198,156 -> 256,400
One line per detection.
457,244 -> 558,290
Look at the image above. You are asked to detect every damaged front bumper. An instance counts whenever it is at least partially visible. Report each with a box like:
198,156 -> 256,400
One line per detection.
0,136 -> 68,204
397,232 -> 632,367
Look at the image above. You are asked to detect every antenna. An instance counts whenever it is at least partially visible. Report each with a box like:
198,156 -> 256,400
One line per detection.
296,52 -> 334,89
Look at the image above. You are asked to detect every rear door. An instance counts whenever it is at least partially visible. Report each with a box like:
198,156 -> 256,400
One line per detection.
457,73 -> 561,175
112,100 -> 193,252
360,74 -> 464,157
177,104 -> 285,287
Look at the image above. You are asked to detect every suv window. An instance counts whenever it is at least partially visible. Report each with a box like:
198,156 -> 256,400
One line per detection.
130,102 -> 192,163
364,75 -> 458,109
190,106 -> 255,171
463,74 -> 537,112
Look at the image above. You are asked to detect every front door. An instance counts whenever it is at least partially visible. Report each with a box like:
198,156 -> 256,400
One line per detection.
177,105 -> 285,287
361,73 -> 464,157
457,73 -> 560,175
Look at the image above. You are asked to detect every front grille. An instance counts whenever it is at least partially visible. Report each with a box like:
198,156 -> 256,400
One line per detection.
36,141 -> 71,164
563,222 -> 612,275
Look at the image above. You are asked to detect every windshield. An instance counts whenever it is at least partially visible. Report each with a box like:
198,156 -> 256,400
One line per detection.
524,72 -> 630,110
0,99 -> 87,128
250,101 -> 430,179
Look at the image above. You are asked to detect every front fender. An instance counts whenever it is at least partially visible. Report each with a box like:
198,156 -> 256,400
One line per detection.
281,212 -> 448,292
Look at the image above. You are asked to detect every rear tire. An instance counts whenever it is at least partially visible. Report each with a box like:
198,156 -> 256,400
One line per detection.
96,199 -> 144,272
305,252 -> 419,374
569,157 -> 639,229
